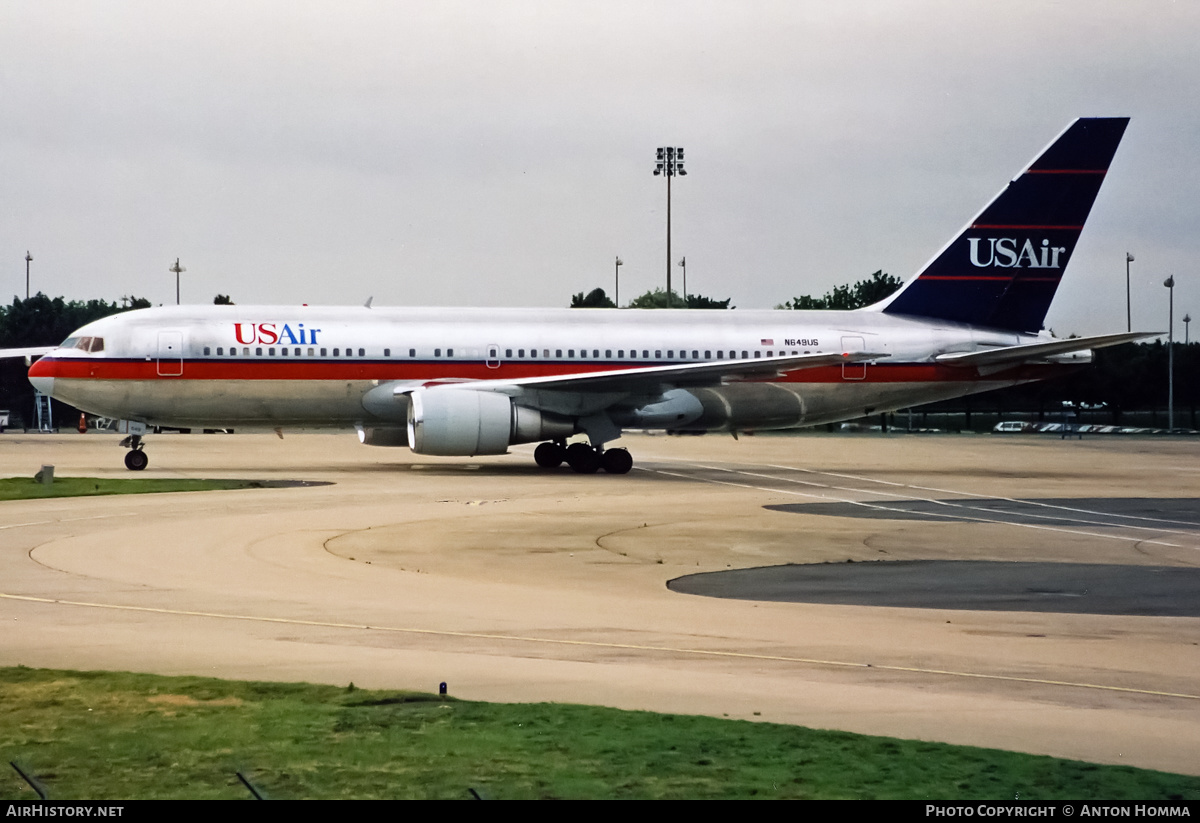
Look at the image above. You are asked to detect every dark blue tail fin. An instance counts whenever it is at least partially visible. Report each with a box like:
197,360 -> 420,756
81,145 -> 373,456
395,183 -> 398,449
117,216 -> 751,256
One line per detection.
881,117 -> 1129,332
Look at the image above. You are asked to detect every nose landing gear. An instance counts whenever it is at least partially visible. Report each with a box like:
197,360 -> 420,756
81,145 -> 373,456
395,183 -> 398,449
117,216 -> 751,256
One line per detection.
120,434 -> 148,471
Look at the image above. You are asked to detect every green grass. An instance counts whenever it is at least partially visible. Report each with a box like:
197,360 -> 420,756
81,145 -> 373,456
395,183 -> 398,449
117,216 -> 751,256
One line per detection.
0,477 -> 289,501
2,667 -> 1197,800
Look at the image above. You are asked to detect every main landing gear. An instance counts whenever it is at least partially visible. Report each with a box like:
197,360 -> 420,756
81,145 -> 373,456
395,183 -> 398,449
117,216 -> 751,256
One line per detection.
119,434 -> 148,471
533,440 -> 633,475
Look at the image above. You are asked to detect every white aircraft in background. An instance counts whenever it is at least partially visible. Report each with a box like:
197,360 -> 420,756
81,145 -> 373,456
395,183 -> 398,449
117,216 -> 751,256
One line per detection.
11,117 -> 1147,474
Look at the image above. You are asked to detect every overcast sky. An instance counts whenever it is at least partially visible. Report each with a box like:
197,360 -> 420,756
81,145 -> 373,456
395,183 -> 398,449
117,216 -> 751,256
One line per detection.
2,1 -> 1198,336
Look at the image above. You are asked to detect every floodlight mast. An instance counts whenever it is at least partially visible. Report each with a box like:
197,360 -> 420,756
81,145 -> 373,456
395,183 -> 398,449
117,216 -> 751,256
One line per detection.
653,146 -> 686,306
170,258 -> 186,305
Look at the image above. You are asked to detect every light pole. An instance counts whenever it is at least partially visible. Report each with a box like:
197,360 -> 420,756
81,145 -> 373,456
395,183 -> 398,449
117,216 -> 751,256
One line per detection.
25,251 -> 32,300
653,146 -> 686,306
678,256 -> 687,306
1184,313 -> 1192,346
614,256 -> 623,308
1125,252 -> 1134,332
1164,275 -> 1174,432
170,258 -> 186,305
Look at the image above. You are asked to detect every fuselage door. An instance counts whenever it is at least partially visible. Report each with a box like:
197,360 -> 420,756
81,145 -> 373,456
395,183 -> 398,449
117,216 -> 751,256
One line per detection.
157,330 -> 184,377
486,344 -> 500,369
841,336 -> 866,380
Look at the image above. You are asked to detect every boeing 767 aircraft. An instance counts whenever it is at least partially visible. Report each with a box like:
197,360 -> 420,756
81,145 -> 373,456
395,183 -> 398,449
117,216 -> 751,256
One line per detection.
12,117 -> 1146,474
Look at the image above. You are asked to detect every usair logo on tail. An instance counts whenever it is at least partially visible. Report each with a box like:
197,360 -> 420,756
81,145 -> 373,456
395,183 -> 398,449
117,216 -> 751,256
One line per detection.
968,238 -> 1067,269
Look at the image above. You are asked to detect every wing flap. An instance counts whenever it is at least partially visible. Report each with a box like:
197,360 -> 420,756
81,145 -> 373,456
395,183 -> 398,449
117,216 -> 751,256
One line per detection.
430,350 -> 888,395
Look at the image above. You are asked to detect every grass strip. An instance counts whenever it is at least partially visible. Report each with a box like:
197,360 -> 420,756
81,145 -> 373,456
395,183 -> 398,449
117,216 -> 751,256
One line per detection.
2,666 -> 1198,800
0,477 -> 294,501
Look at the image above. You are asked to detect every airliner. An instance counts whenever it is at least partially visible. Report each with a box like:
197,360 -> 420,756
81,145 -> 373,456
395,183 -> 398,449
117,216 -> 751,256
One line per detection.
11,117 -> 1147,474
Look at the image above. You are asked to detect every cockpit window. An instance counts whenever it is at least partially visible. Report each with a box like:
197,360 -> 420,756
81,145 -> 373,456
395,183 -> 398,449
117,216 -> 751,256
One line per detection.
64,336 -> 104,353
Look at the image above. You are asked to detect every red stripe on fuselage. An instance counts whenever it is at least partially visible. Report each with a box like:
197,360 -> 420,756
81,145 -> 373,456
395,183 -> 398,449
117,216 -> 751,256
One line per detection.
969,224 -> 1083,230
30,356 -> 1072,385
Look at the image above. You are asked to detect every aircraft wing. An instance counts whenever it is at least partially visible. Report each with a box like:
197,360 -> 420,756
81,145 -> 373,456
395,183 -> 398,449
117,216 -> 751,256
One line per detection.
420,350 -> 888,395
0,346 -> 54,361
934,332 -> 1155,368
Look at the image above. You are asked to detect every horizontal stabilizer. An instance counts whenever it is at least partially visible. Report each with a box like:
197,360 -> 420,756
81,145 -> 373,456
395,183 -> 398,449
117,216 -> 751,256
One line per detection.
934,332 -> 1155,368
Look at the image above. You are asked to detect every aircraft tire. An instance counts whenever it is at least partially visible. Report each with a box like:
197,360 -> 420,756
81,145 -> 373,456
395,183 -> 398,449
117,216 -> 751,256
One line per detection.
566,442 -> 601,474
534,442 -> 565,468
600,448 -> 633,475
124,450 -> 148,471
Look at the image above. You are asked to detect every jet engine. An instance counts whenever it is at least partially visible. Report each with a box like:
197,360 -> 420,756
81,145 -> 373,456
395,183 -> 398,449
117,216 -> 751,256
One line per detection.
407,389 -> 575,456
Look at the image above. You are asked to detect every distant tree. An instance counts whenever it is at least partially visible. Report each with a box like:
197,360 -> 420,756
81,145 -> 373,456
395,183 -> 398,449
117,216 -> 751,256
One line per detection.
626,288 -> 733,309
569,288 -> 617,308
779,270 -> 903,310
214,294 -> 234,305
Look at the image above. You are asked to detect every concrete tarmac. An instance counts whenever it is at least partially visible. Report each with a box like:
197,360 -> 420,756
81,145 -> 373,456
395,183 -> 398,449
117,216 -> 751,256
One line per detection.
1,430 -> 1198,776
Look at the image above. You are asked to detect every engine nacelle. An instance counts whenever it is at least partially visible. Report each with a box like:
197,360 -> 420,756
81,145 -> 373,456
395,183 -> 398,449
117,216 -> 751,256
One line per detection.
407,389 -> 575,456
611,388 -> 704,428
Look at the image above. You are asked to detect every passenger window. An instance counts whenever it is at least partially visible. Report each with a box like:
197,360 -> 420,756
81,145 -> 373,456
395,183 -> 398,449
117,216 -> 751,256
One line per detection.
505,349 -> 512,358
409,348 -> 416,357
216,347 -> 223,356
578,350 -> 584,359
618,350 -> 624,358
667,350 -> 674,358
270,347 -> 277,356
243,347 -> 250,356
692,350 -> 698,359
529,349 -> 536,358
605,350 -> 611,358
204,346 -> 211,355
256,347 -> 263,356
543,349 -> 549,358
755,351 -> 761,358
593,350 -> 599,358
446,348 -> 452,357
308,348 -> 315,356
655,350 -> 662,359
556,349 -> 563,358
716,351 -> 723,359
359,348 -> 365,357
642,350 -> 649,358
435,349 -> 441,357
321,348 -> 328,356
705,350 -> 711,359
629,350 -> 636,359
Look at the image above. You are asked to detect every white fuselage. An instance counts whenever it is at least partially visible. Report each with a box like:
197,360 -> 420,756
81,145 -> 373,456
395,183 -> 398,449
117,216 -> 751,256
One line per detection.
30,304 -> 1061,434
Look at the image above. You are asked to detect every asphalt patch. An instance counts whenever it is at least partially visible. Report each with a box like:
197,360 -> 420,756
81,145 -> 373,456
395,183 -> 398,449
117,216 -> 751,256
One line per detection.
668,561 -> 1200,616
763,497 -> 1200,528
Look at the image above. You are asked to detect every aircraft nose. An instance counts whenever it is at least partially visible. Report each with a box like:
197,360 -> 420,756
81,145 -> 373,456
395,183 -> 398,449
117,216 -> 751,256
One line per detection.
28,375 -> 55,396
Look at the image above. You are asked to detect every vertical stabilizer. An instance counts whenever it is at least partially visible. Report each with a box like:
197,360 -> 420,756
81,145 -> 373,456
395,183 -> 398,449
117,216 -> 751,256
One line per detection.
881,117 -> 1129,332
